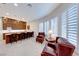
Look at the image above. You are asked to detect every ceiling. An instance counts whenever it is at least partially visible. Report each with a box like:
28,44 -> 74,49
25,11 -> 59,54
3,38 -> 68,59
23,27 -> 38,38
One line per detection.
0,3 -> 59,22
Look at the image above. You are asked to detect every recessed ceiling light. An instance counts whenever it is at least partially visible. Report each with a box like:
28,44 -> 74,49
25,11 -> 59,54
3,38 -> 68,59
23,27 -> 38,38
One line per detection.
22,18 -> 24,19
6,12 -> 9,15
2,3 -> 6,4
14,3 -> 18,7
27,4 -> 32,7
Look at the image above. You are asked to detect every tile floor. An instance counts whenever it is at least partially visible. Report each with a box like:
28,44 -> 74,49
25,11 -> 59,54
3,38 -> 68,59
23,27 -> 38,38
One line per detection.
0,37 -> 45,56
0,37 -> 77,56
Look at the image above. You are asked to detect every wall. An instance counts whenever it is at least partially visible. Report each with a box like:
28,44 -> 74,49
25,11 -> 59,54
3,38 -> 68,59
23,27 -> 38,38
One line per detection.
29,21 -> 39,37
0,17 -> 3,41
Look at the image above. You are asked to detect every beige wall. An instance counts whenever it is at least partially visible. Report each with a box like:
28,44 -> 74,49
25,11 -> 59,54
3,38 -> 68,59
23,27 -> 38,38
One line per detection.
0,17 -> 3,41
29,21 -> 39,37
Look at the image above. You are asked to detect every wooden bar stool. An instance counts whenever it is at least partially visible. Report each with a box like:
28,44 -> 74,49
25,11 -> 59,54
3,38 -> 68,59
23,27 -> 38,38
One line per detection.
5,34 -> 12,44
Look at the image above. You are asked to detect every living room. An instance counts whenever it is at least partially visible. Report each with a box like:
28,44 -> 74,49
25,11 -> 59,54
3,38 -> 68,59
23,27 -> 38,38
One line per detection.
0,2 -> 79,56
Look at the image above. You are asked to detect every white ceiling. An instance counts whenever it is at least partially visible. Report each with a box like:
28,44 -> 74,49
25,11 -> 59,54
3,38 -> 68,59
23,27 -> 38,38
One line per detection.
0,3 -> 59,22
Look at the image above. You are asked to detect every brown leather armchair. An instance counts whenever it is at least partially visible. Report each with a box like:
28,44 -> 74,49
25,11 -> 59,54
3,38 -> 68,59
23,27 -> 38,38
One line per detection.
41,42 -> 57,56
38,32 -> 45,37
36,32 -> 45,44
41,37 -> 75,56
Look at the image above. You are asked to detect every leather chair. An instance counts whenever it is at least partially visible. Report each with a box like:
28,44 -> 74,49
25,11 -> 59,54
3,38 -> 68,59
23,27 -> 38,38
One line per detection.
41,42 -> 57,56
36,32 -> 45,44
41,37 -> 75,56
38,32 -> 45,37
58,37 -> 75,56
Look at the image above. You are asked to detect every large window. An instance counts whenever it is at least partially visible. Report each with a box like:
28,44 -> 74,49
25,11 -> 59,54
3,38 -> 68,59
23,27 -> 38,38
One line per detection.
61,4 -> 78,46
39,22 -> 44,32
67,4 -> 77,46
44,20 -> 49,35
51,17 -> 58,35
39,4 -> 78,46
39,21 -> 49,35
61,11 -> 67,38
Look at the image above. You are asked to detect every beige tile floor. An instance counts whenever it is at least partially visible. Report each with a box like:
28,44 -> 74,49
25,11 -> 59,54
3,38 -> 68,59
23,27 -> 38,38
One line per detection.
0,37 -> 45,56
0,37 -> 78,56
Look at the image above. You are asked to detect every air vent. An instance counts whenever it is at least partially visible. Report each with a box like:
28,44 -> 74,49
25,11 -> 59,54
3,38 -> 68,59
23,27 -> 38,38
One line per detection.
27,4 -> 32,7
2,3 -> 6,4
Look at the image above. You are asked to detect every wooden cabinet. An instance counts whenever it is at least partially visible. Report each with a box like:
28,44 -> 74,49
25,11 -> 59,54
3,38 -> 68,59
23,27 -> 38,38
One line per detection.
4,32 -> 34,44
2,17 -> 26,30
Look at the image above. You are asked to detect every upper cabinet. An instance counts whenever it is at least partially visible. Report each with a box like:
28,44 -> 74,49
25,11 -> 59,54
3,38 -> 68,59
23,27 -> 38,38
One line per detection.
2,17 -> 27,30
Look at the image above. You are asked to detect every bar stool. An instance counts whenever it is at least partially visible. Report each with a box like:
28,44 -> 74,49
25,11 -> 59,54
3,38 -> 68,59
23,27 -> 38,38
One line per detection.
25,32 -> 28,39
5,34 -> 12,44
17,33 -> 21,41
20,33 -> 25,40
11,34 -> 18,42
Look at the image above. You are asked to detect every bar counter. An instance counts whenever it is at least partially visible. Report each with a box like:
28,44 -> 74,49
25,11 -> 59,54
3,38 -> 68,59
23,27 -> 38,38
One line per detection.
3,30 -> 34,44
